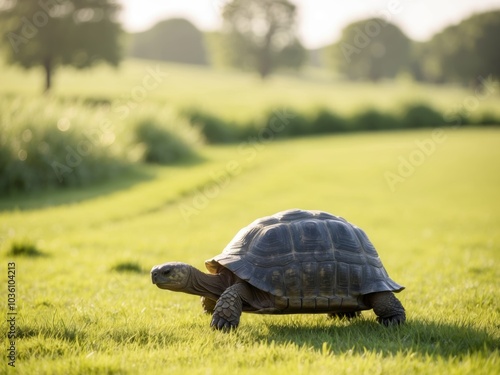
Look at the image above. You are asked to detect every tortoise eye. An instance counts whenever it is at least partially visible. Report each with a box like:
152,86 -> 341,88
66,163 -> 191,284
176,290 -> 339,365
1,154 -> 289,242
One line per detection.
162,269 -> 171,277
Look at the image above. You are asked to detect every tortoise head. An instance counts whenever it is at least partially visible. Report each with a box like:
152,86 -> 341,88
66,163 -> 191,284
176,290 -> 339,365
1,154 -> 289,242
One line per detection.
151,262 -> 191,291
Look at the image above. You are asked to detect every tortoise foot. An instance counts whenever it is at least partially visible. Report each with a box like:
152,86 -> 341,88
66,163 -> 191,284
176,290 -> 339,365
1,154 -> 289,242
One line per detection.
210,315 -> 238,331
210,285 -> 244,331
327,311 -> 361,320
377,313 -> 406,326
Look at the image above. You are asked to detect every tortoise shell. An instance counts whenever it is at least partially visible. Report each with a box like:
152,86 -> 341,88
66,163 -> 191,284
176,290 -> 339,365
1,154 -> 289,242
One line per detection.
205,209 -> 404,312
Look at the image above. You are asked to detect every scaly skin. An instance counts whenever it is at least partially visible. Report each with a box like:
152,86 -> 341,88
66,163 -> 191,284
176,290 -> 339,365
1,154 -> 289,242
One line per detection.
211,283 -> 252,330
365,291 -> 406,325
151,262 -> 406,330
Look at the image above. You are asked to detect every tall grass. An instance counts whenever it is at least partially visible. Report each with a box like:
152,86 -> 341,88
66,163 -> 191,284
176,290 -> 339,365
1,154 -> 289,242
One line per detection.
125,106 -> 203,164
399,103 -> 444,128
0,97 -> 204,193
0,129 -> 498,374
0,97 -> 126,193
181,107 -> 239,143
2,93 -> 499,193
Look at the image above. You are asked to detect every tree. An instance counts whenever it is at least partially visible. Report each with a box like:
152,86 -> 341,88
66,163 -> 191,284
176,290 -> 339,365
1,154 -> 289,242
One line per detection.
129,18 -> 208,65
0,0 -> 122,92
333,18 -> 411,81
420,10 -> 500,85
220,0 -> 305,79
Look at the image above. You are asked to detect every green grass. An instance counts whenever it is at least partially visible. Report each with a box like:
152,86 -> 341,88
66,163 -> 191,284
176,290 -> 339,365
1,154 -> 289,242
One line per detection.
2,58 -> 499,194
1,58 -> 499,122
1,128 -> 499,374
0,96 -> 205,193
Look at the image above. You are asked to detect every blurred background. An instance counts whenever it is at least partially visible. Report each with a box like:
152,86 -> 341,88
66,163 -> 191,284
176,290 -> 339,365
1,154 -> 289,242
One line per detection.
0,0 -> 499,193
1,4 -> 499,372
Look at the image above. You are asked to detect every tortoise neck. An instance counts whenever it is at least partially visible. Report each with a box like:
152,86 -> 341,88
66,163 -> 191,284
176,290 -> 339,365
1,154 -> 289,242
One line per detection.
187,266 -> 230,299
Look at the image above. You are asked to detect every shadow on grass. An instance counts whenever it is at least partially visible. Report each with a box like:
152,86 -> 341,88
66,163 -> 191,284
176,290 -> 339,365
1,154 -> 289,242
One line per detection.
261,318 -> 499,358
0,165 -> 157,212
111,261 -> 148,274
5,239 -> 49,258
16,324 -> 178,361
0,155 -> 208,213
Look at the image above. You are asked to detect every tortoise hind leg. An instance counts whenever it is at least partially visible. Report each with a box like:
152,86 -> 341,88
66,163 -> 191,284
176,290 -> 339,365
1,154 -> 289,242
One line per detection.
365,291 -> 406,326
201,297 -> 217,314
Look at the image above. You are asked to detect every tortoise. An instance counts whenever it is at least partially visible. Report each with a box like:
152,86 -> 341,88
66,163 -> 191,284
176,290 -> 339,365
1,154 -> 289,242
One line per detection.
151,209 -> 405,330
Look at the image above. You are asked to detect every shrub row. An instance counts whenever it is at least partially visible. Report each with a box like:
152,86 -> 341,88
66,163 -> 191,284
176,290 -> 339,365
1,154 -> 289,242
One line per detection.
1,97 -> 498,194
0,98 -> 203,194
184,103 -> 499,144
124,106 -> 203,164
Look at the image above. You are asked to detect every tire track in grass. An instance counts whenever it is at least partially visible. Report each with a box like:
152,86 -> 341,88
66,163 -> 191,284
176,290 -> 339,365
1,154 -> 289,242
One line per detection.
87,149 -> 267,231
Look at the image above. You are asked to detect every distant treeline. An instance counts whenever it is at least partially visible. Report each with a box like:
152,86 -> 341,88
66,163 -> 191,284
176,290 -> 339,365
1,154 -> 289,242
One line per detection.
2,2 -> 497,92
128,9 -> 500,86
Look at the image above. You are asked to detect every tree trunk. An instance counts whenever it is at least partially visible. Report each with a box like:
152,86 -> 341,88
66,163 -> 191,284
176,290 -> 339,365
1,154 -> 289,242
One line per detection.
43,57 -> 52,93
258,50 -> 271,80
258,24 -> 276,80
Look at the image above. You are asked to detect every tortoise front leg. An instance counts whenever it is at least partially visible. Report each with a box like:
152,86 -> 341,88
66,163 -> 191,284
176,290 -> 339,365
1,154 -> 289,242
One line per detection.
211,283 -> 252,330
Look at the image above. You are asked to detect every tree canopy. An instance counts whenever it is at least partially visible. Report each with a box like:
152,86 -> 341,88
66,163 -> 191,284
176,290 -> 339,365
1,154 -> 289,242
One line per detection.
129,18 -> 208,65
333,18 -> 411,81
219,0 -> 305,79
0,0 -> 122,92
418,10 -> 500,85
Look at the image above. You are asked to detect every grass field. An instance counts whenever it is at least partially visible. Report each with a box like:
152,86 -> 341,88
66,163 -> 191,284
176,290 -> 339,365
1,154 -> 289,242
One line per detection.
1,59 -> 499,122
1,127 -> 499,374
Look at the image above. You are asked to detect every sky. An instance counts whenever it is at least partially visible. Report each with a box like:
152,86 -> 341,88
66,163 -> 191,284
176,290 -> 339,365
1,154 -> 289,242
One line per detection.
118,0 -> 500,49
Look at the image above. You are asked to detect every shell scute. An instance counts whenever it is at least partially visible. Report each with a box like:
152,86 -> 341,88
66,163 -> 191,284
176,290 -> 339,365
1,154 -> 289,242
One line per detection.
326,219 -> 361,253
269,268 -> 285,297
247,224 -> 295,266
283,265 -> 302,298
318,262 -> 336,297
301,261 -> 319,296
289,220 -> 336,263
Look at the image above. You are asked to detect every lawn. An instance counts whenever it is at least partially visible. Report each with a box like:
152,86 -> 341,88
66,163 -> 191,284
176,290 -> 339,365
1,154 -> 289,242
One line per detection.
1,58 -> 499,122
1,127 -> 499,374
